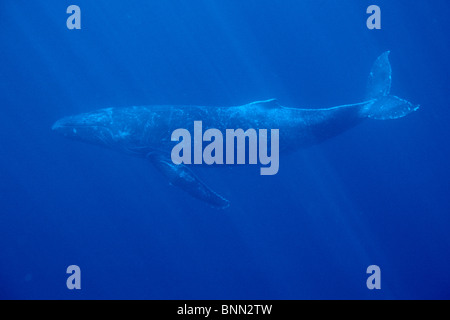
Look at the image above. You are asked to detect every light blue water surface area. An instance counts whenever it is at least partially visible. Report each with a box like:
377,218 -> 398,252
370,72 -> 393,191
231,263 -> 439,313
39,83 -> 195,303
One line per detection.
0,0 -> 449,299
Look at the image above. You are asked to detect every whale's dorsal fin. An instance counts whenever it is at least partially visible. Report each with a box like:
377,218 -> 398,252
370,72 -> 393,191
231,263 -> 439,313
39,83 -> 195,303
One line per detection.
246,99 -> 281,109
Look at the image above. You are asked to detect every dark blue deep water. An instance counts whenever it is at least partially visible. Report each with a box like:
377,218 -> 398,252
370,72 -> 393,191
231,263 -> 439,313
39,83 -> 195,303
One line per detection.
1,0 -> 449,299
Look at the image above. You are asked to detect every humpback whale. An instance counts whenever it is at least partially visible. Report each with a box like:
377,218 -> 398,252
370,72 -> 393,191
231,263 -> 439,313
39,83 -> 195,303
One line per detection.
52,52 -> 419,208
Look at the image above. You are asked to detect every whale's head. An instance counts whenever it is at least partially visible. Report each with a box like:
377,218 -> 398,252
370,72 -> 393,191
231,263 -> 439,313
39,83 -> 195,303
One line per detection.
52,108 -> 129,147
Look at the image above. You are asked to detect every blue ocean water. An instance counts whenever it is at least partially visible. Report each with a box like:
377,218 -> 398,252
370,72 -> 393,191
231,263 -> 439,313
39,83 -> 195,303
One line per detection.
0,0 -> 449,299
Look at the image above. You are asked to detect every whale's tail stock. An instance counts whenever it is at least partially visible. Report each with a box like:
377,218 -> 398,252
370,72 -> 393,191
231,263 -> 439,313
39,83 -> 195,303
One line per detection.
360,51 -> 419,120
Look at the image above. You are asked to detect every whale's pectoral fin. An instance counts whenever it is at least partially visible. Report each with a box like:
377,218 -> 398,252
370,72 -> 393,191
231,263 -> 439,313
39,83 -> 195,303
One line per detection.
147,153 -> 230,209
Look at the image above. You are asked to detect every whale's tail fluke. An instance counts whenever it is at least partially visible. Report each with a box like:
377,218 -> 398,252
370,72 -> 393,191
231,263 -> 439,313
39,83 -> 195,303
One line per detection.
361,51 -> 419,120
